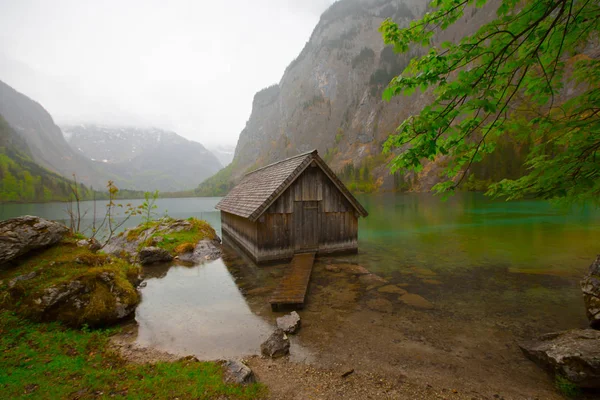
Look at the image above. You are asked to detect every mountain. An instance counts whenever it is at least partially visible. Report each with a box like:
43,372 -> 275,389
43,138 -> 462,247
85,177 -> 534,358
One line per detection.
207,144 -> 235,167
198,0 -> 514,195
0,114 -> 93,202
62,125 -> 223,192
0,80 -> 108,188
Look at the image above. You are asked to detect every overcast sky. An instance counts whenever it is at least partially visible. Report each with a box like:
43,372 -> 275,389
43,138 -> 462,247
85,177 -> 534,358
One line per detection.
0,0 -> 336,147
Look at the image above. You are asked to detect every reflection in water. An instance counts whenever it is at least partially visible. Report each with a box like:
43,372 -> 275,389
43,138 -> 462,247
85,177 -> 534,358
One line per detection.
136,259 -> 273,360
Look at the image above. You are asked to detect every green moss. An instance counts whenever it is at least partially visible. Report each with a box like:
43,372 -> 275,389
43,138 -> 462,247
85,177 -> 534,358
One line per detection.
0,238 -> 140,327
150,218 -> 217,255
0,311 -> 267,399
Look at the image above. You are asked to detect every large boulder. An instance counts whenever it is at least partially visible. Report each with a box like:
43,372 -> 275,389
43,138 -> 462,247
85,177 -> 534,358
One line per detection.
260,329 -> 290,358
581,255 -> 600,329
519,329 -> 600,388
138,246 -> 173,265
0,216 -> 69,266
15,269 -> 140,328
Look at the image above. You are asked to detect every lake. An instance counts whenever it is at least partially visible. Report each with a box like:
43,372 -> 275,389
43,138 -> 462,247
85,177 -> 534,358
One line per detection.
2,193 -> 599,382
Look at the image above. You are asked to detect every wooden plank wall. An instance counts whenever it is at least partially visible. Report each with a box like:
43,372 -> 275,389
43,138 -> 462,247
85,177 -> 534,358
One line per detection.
256,165 -> 358,259
221,211 -> 258,260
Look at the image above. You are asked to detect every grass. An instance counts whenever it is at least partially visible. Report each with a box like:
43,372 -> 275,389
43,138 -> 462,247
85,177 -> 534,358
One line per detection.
0,311 -> 266,399
0,237 -> 140,327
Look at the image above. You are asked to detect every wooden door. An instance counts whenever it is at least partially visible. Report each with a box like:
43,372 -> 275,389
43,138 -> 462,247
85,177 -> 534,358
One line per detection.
294,201 -> 320,252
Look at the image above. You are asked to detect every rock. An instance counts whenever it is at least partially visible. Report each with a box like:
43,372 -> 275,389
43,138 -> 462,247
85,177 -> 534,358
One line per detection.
32,272 -> 139,327
339,263 -> 370,275
260,329 -> 290,358
519,329 -> 600,388
359,274 -> 387,288
581,255 -> 600,329
399,293 -> 434,310
377,284 -> 407,295
221,360 -> 255,384
366,298 -> 394,313
276,311 -> 301,334
177,239 -> 222,263
325,265 -> 341,273
138,247 -> 173,265
0,216 -> 69,266
104,218 -> 220,264
8,271 -> 38,288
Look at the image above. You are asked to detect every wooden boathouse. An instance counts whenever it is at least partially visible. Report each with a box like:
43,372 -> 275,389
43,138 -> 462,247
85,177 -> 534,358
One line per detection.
216,150 -> 368,264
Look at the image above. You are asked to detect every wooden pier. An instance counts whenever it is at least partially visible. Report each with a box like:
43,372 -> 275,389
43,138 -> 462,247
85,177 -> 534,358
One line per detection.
269,252 -> 316,311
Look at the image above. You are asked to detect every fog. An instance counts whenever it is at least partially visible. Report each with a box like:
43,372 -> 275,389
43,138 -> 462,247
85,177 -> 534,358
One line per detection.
0,0 -> 336,146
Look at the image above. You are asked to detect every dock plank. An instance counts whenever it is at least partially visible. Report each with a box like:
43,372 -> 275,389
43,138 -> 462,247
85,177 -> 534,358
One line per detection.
269,252 -> 316,310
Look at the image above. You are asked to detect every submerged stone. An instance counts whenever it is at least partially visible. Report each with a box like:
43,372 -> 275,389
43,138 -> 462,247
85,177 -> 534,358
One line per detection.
421,279 -> 442,285
366,297 -> 394,313
519,329 -> 600,388
277,311 -> 301,334
359,274 -> 387,288
377,284 -> 407,295
399,293 -> 434,310
340,263 -> 370,275
325,265 -> 341,273
0,216 -> 69,266
581,255 -> 600,329
261,328 -> 290,358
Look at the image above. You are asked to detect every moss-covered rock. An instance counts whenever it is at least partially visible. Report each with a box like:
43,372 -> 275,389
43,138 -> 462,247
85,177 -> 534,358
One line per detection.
104,217 -> 221,264
0,238 -> 141,327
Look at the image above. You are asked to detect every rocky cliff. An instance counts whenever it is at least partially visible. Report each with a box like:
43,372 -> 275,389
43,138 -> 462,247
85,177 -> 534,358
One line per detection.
199,0 -> 509,194
62,124 -> 222,192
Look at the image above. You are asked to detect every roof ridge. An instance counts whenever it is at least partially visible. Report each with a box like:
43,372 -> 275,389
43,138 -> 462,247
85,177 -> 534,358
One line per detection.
244,149 -> 317,176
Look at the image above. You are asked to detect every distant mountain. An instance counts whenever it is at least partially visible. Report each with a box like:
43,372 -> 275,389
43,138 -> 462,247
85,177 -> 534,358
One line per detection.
207,144 -> 235,166
62,124 -> 223,192
0,80 -> 108,188
0,114 -> 93,202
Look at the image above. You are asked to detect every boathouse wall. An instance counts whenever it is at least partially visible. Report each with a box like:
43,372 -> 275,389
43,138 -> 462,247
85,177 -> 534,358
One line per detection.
221,164 -> 359,263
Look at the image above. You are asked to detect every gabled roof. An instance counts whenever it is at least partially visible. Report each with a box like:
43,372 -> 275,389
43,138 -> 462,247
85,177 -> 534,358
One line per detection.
215,150 -> 368,221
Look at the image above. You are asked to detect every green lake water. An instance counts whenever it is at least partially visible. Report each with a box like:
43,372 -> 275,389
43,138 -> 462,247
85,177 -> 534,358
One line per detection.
2,193 -> 598,355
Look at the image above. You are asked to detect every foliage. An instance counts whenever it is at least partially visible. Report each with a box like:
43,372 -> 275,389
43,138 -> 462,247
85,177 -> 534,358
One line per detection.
338,155 -> 386,193
379,0 -> 600,204
141,190 -> 160,226
0,311 -> 266,399
87,181 -> 143,245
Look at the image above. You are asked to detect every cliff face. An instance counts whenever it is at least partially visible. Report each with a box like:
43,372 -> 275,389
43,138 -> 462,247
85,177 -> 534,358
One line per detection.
206,0 -> 503,194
